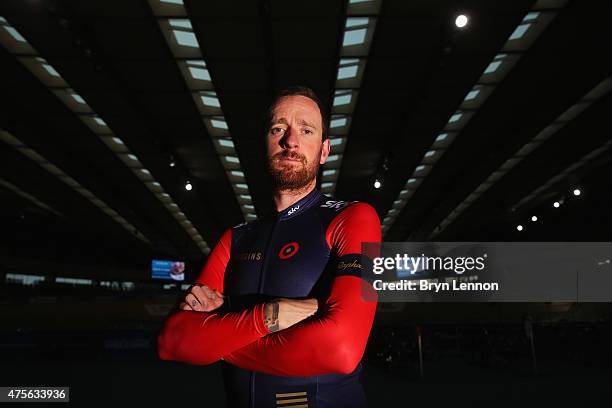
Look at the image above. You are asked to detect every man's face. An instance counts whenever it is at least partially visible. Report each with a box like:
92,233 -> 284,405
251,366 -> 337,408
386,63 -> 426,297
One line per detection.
266,95 -> 330,191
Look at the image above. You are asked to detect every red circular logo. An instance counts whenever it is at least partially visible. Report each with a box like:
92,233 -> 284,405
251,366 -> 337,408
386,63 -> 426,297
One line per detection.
278,242 -> 300,259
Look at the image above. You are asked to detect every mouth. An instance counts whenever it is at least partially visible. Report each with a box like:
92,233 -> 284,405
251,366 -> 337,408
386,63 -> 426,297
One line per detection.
277,156 -> 303,163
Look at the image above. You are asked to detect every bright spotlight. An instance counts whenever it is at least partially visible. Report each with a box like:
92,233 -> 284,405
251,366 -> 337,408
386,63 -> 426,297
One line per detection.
374,180 -> 381,189
573,188 -> 581,196
517,225 -> 523,231
531,216 -> 537,222
185,181 -> 193,191
553,201 -> 560,208
455,14 -> 469,28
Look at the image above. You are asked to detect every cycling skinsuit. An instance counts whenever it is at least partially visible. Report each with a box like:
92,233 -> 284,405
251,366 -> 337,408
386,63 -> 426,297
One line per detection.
158,188 -> 381,407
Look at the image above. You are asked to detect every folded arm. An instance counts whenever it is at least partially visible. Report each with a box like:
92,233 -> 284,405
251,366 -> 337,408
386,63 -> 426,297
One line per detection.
224,274 -> 377,376
225,202 -> 381,376
158,228 -> 272,364
157,302 -> 270,365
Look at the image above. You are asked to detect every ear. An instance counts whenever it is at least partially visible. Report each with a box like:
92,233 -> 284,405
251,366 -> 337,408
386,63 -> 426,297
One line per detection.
319,138 -> 331,165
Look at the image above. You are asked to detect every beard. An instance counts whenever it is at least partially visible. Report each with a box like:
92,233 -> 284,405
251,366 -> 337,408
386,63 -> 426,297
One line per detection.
267,148 -> 321,192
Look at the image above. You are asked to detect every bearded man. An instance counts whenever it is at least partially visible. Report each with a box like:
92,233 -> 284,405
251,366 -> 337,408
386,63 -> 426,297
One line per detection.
158,86 -> 381,408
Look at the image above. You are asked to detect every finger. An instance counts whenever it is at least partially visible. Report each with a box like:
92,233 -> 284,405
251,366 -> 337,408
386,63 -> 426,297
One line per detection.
212,291 -> 225,307
190,286 -> 210,309
211,294 -> 224,308
191,285 -> 212,303
179,302 -> 193,311
185,293 -> 205,311
198,285 -> 217,300
201,295 -> 224,312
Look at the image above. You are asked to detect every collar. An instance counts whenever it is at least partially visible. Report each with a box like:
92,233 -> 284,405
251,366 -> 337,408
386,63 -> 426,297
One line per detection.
277,188 -> 323,221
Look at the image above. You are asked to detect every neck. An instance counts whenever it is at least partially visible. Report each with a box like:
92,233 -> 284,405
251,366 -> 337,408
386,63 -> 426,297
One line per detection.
273,180 -> 317,212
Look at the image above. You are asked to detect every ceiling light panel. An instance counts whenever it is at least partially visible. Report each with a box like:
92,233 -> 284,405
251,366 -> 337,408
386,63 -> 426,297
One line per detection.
17,57 -> 67,87
336,58 -> 366,88
340,17 -> 378,57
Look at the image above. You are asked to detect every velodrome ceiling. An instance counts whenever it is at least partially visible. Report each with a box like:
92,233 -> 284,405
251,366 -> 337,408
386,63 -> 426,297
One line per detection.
0,0 -> 611,275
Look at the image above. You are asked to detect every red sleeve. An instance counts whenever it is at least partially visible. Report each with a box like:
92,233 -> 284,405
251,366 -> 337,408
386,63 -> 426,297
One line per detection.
157,228 -> 272,365
194,228 -> 232,293
224,203 -> 380,376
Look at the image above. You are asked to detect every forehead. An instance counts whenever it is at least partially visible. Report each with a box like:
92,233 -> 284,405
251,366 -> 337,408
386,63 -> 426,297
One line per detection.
271,95 -> 322,125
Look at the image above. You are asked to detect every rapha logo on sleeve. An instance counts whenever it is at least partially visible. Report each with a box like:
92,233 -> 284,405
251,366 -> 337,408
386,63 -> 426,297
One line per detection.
338,260 -> 363,270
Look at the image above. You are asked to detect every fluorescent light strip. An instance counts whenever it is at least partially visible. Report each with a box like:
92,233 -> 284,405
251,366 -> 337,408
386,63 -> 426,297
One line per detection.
323,169 -> 337,177
464,89 -> 481,101
56,276 -> 93,285
383,5 -> 567,237
509,24 -> 531,41
149,1 -> 256,222
333,90 -> 353,106
6,273 -> 46,285
184,59 -> 212,83
0,18 -> 213,252
337,59 -> 360,80
330,116 -> 348,128
343,28 -> 367,47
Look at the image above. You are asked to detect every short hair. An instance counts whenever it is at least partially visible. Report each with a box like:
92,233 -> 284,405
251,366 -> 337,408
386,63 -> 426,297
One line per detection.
266,86 -> 329,141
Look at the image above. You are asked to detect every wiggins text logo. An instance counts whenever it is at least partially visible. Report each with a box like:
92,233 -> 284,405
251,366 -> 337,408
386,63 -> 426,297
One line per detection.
236,252 -> 262,261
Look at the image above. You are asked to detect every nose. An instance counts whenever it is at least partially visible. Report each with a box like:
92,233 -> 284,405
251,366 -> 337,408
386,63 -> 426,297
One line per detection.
280,126 -> 299,149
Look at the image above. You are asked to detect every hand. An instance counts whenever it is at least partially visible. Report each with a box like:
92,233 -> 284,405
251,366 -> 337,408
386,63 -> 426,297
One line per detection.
180,284 -> 225,312
263,298 -> 319,333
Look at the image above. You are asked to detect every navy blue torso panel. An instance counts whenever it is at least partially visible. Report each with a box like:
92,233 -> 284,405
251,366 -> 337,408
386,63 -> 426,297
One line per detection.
221,189 -> 367,408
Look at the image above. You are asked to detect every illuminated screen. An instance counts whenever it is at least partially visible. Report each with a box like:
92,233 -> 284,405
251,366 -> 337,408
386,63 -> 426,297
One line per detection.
151,260 -> 186,281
